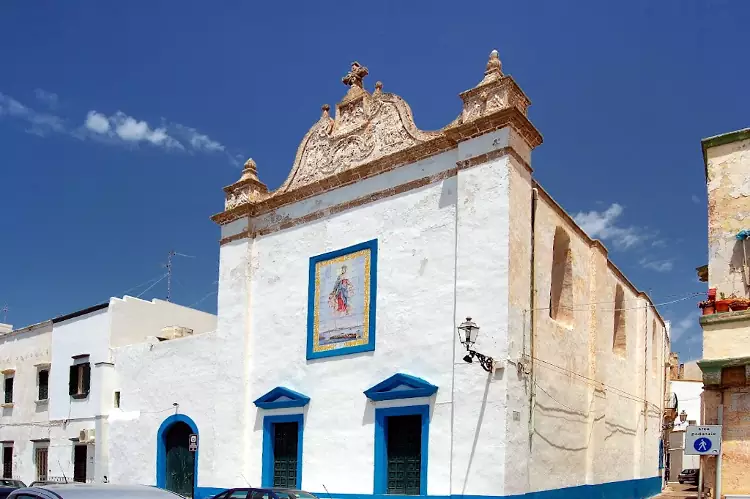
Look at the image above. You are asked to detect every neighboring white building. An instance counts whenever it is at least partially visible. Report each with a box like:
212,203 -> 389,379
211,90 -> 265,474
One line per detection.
667,362 -> 703,479
0,321 -> 53,484
106,51 -> 669,499
0,296 -> 216,486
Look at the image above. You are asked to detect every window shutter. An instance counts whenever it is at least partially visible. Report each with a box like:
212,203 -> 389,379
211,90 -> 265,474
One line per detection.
82,363 -> 91,395
69,365 -> 78,396
4,378 -> 12,404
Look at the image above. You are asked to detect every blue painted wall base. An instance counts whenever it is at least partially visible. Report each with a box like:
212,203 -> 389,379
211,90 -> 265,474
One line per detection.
191,476 -> 661,499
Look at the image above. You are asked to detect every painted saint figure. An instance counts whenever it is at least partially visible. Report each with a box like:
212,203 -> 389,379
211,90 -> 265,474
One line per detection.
328,265 -> 354,315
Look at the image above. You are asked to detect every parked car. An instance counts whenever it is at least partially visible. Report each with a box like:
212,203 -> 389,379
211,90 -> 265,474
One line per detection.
0,482 -> 24,489
7,484 -> 184,498
678,468 -> 699,485
210,488 -> 319,499
0,480 -> 25,499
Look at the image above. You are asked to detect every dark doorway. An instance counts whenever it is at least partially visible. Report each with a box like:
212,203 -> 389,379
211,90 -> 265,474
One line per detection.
73,445 -> 87,482
272,422 -> 298,488
165,422 -> 195,498
2,446 -> 11,479
386,415 -> 422,495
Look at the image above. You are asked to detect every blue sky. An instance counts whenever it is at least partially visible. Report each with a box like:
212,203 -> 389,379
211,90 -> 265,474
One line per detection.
1,1 -> 747,362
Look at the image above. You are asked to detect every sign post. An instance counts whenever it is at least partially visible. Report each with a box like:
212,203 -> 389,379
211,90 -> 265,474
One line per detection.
188,433 -> 198,453
685,425 -> 722,499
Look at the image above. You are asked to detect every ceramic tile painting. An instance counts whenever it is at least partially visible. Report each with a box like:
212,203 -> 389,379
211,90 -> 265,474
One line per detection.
307,240 -> 377,359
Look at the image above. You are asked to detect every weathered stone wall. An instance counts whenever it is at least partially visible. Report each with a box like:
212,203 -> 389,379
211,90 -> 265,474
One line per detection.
706,134 -> 750,299
514,178 -> 668,492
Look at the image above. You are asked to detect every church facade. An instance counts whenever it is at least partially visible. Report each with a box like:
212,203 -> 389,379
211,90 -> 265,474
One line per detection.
105,51 -> 670,499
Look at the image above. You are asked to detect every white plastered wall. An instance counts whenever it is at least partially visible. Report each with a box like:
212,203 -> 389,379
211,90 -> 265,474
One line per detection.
0,323 -> 53,485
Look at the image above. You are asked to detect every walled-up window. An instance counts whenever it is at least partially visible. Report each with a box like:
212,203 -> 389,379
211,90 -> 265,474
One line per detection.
651,319 -> 658,375
549,227 -> 574,326
612,285 -> 626,356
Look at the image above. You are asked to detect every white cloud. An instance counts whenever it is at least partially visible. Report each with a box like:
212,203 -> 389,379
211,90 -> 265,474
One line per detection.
34,88 -> 59,108
85,111 -> 110,134
0,92 -> 65,136
691,194 -> 701,204
639,257 -> 674,272
573,203 -> 647,250
669,311 -> 700,342
83,110 -> 183,150
173,124 -> 225,152
1,89 -> 240,164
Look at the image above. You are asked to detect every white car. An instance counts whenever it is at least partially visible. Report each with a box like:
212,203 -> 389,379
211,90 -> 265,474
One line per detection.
7,484 -> 184,499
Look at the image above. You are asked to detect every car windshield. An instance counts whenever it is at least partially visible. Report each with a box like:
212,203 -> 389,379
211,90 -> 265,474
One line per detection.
0,480 -> 22,487
275,492 -> 318,499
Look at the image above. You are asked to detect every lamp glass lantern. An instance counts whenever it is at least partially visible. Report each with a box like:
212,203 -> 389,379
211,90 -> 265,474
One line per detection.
679,410 -> 688,423
458,317 -> 480,349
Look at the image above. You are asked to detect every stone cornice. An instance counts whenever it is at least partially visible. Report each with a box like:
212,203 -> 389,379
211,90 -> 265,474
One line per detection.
699,309 -> 750,326
211,50 -> 543,227
211,107 -> 540,226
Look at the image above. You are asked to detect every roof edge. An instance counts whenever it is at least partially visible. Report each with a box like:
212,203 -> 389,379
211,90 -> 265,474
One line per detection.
52,302 -> 109,324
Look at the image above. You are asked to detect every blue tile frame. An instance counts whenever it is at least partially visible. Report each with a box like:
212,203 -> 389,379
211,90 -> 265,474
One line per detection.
306,239 -> 378,360
262,413 -> 305,489
254,386 -> 311,409
373,404 -> 430,496
364,373 -> 438,401
156,414 -> 199,493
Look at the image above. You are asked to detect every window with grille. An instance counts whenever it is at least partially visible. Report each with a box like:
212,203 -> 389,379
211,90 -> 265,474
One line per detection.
3,377 -> 12,405
38,370 -> 49,401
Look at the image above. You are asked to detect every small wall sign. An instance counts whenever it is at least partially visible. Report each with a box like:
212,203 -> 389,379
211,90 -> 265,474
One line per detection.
188,433 -> 198,452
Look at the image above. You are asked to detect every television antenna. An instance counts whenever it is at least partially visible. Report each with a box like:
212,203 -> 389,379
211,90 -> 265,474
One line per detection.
164,250 -> 195,302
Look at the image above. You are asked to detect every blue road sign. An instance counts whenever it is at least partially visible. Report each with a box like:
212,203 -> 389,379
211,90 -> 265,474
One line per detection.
694,437 -> 712,453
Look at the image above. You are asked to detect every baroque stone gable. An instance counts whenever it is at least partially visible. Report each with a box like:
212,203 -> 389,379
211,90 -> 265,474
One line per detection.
213,50 -> 542,225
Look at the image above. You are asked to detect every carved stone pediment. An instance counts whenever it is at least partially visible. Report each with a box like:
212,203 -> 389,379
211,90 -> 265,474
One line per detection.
276,62 -> 442,194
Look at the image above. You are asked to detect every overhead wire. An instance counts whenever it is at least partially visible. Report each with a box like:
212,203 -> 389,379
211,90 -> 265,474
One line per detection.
135,273 -> 169,298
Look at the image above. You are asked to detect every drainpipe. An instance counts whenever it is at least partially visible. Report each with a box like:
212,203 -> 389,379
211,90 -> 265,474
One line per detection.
716,395 -> 723,499
527,187 -> 538,448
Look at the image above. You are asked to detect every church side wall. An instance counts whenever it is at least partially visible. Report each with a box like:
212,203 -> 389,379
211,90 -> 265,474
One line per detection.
525,189 -> 665,496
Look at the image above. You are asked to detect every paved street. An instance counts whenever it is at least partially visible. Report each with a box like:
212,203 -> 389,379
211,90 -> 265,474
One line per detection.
651,482 -> 699,498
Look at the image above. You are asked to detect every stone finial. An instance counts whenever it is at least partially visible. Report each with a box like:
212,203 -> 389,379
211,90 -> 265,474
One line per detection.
240,158 -> 259,182
374,81 -> 383,94
321,104 -> 330,118
342,61 -> 369,88
479,49 -> 503,85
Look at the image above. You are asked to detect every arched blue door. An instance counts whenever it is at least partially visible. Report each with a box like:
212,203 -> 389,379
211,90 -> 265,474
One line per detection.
157,415 -> 198,499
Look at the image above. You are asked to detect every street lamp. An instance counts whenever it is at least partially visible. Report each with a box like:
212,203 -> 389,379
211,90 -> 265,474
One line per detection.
679,410 -> 688,424
457,317 -> 494,373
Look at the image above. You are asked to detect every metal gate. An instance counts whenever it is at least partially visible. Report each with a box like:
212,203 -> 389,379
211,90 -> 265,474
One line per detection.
272,422 -> 298,488
35,447 -> 48,481
165,423 -> 195,498
386,415 -> 422,495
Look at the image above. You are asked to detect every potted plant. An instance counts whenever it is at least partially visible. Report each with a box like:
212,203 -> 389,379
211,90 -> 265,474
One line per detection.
730,296 -> 750,311
716,292 -> 732,313
698,300 -> 716,315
